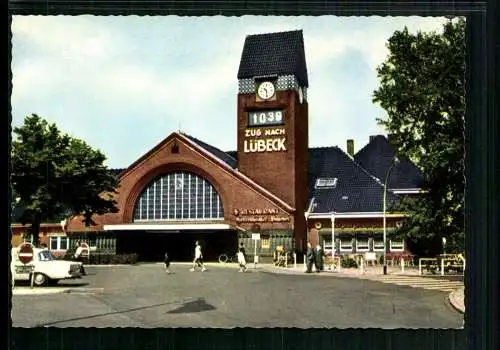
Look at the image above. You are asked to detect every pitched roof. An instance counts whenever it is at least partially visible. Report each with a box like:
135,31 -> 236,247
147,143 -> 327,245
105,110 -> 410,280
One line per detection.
237,30 -> 309,87
104,134 -> 420,215
109,168 -> 126,177
307,147 -> 400,214
354,135 -> 425,190
181,133 -> 238,169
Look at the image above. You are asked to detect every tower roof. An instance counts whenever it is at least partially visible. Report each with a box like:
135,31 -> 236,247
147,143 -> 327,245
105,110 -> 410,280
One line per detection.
237,30 -> 309,87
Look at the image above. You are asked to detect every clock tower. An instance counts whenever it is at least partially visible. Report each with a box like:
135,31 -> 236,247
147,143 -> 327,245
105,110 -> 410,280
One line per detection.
236,30 -> 309,250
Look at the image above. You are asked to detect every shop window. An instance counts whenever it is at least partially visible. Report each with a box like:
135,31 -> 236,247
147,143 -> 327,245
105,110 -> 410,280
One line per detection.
50,236 -> 69,251
373,239 -> 385,252
355,239 -> 369,252
339,238 -> 353,252
390,240 -> 405,252
261,237 -> 270,249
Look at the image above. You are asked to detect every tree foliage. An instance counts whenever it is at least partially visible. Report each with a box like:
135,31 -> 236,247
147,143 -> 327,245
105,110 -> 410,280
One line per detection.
373,19 -> 465,256
11,114 -> 119,244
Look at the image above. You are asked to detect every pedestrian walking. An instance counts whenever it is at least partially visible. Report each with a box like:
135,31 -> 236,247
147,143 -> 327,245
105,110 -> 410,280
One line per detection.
73,242 -> 87,276
237,243 -> 247,272
190,241 -> 207,272
305,242 -> 315,273
163,252 -> 171,274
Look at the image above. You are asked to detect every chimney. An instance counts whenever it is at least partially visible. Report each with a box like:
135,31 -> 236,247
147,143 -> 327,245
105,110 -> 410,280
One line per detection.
346,139 -> 354,157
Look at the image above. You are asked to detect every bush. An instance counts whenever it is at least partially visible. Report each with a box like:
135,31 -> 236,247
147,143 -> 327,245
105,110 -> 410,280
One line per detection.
87,253 -> 138,265
341,256 -> 358,268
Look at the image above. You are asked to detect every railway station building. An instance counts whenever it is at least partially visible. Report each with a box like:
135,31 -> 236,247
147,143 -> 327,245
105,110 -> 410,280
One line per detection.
11,30 -> 425,262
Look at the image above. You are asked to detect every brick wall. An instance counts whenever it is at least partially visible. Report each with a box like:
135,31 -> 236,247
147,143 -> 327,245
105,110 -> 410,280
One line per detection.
11,224 -> 66,256
236,90 -> 308,251
66,133 -> 296,236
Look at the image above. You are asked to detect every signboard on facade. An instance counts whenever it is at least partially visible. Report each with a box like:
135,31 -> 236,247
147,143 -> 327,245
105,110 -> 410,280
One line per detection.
233,207 -> 290,223
365,252 -> 377,262
252,233 -> 261,240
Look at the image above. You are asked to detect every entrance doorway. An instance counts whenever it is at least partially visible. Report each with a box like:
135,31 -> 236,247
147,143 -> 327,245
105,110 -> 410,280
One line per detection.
115,229 -> 238,262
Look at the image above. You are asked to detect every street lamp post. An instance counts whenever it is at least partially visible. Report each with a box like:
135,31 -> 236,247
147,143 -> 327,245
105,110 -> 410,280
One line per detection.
383,156 -> 399,275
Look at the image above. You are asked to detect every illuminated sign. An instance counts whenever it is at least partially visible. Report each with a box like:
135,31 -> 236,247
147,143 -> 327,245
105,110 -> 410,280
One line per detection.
248,110 -> 284,127
243,127 -> 287,153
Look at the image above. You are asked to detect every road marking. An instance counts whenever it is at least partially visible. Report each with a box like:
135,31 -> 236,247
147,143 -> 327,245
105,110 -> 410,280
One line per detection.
67,287 -> 105,294
360,275 -> 463,292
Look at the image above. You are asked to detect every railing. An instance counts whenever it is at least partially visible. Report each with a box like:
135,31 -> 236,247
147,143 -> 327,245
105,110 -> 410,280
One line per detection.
386,252 -> 415,266
418,253 -> 465,276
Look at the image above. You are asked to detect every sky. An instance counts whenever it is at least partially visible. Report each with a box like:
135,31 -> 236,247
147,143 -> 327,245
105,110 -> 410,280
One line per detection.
11,16 -> 449,169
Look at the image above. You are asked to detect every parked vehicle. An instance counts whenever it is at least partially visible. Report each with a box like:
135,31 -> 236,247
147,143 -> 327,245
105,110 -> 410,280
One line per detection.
11,246 -> 83,286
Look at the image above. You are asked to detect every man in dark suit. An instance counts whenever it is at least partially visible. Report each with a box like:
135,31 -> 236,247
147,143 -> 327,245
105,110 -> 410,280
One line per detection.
305,242 -> 315,273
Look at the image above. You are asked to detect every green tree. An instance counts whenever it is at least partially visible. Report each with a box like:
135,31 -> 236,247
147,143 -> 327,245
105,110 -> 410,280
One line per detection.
373,19 -> 465,256
11,114 -> 119,245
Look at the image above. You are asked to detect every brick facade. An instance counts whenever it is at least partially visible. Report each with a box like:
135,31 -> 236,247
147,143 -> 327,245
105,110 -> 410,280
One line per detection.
11,223 -> 67,257
66,133 -> 297,238
65,87 -> 310,254
237,90 -> 309,251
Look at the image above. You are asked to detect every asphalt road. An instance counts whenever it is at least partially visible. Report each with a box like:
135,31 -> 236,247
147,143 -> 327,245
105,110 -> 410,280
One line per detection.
11,263 -> 463,329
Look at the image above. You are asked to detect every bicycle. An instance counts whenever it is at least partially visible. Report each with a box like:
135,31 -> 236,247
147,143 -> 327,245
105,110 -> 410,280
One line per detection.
274,251 -> 291,267
218,253 -> 237,264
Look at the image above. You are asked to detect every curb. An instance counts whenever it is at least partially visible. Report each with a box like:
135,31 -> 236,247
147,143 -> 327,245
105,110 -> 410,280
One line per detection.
447,288 -> 465,314
12,287 -> 106,296
12,287 -> 71,295
84,262 -> 242,268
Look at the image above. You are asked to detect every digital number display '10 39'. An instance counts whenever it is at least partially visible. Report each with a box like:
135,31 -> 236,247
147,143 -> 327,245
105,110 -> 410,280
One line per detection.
248,110 -> 284,127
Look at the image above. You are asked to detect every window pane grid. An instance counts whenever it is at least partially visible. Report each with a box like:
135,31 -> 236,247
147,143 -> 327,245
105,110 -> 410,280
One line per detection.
133,171 -> 224,222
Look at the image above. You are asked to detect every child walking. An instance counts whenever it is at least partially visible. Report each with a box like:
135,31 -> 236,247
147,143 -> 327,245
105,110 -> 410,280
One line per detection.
163,252 -> 171,274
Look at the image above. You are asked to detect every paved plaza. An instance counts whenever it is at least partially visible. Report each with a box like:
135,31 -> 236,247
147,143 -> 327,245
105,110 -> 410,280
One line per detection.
10,263 -> 463,329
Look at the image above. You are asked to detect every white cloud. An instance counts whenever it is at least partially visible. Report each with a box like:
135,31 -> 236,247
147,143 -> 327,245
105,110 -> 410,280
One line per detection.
12,16 -> 115,60
11,16 -> 452,168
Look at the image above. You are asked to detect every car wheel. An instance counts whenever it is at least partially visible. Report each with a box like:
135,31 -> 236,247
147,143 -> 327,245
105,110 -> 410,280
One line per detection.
33,273 -> 48,286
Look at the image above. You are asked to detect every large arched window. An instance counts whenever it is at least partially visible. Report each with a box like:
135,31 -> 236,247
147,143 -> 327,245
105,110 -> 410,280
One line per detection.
133,171 -> 224,222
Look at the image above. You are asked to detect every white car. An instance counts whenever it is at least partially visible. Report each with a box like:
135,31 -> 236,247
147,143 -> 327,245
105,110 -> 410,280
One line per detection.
11,247 -> 84,286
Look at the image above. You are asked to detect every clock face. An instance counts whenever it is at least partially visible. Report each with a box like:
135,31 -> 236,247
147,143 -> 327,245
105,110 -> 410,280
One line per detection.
257,81 -> 275,100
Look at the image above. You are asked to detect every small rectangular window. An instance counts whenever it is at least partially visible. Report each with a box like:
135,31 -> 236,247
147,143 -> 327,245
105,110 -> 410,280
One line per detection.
60,237 -> 68,250
356,239 -> 370,252
373,239 -> 385,252
50,237 -> 58,250
315,178 -> 338,189
390,240 -> 405,252
322,237 -> 334,256
340,238 -> 353,252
